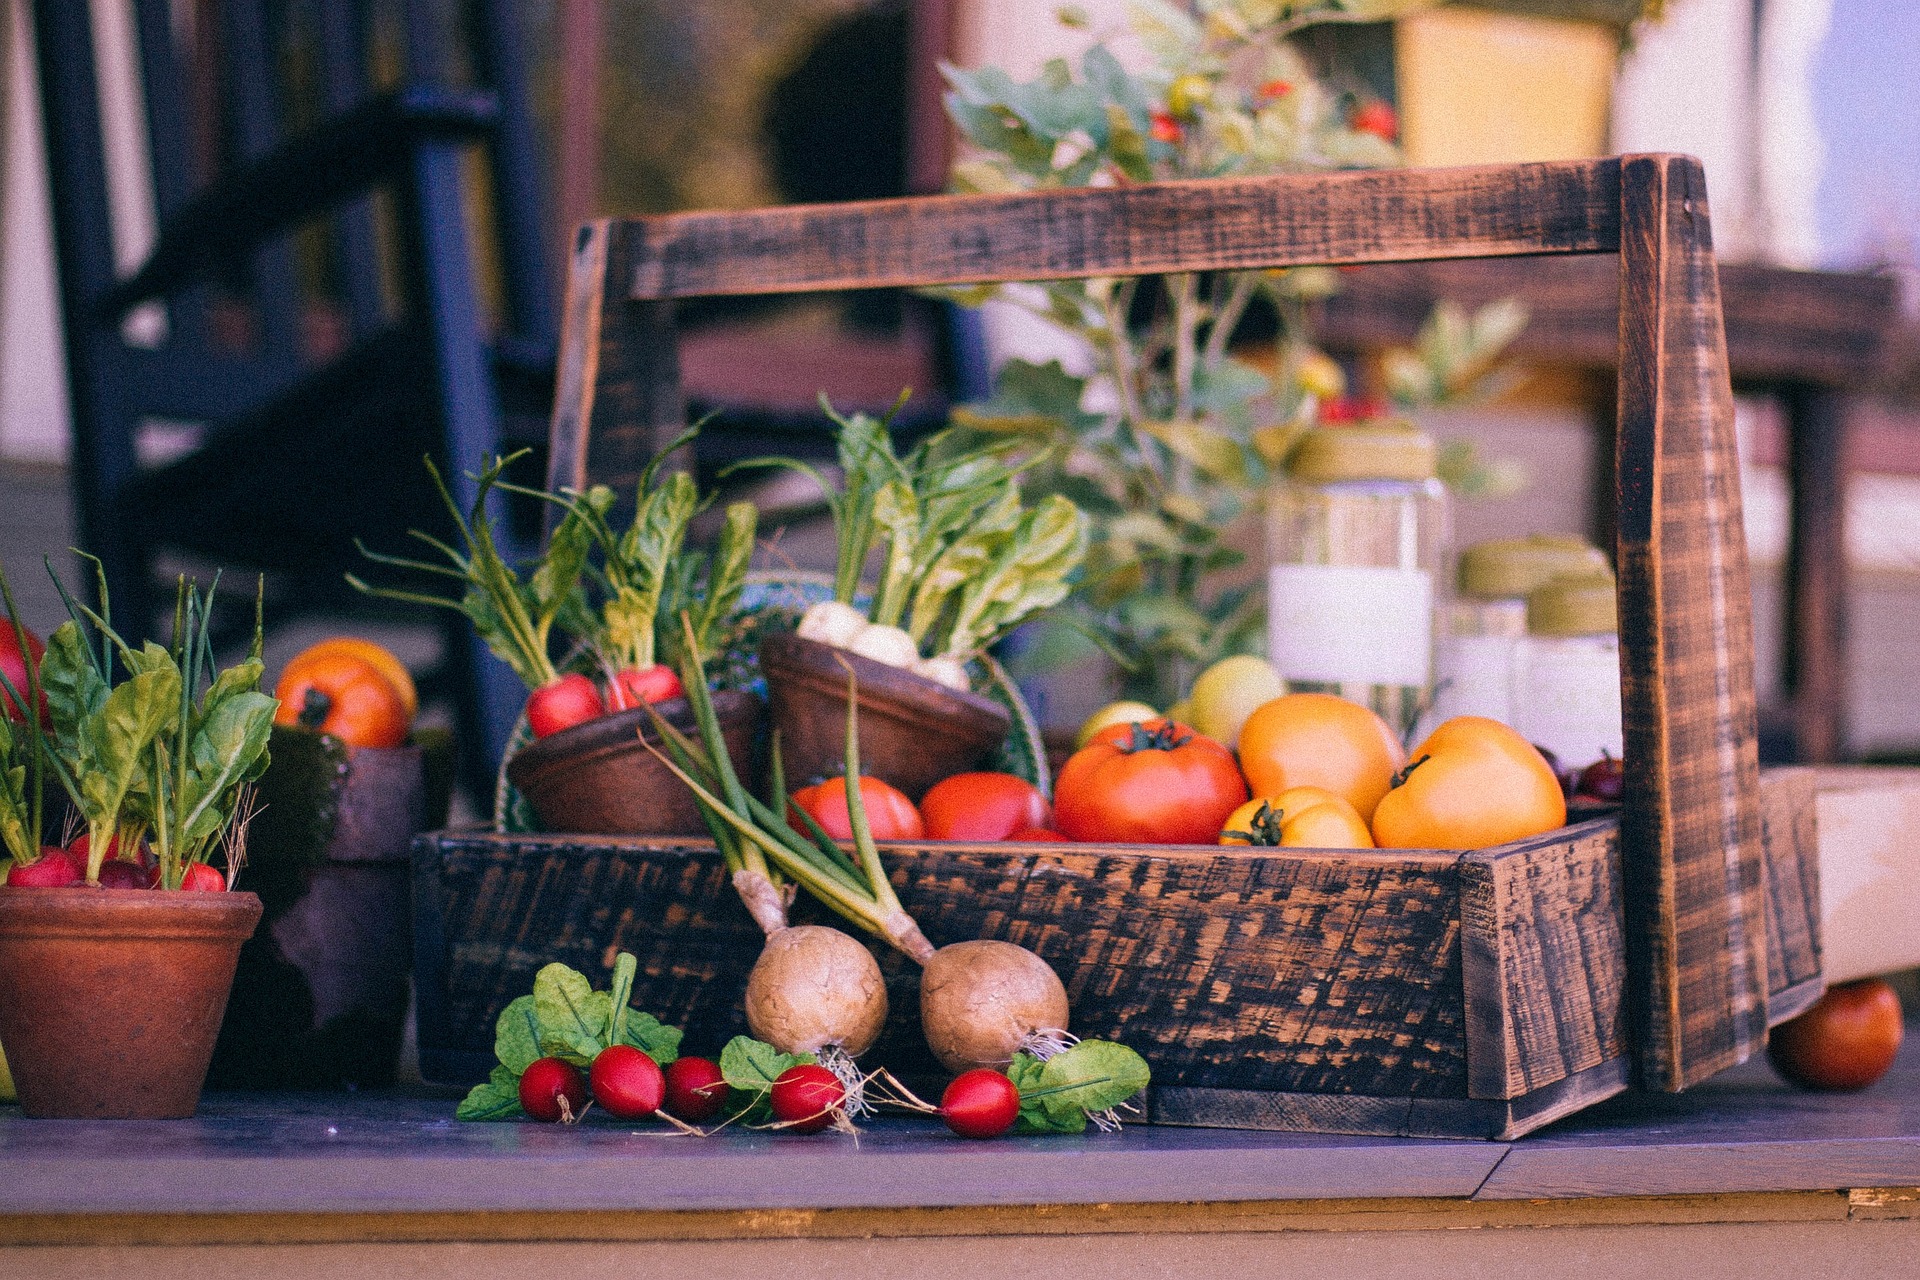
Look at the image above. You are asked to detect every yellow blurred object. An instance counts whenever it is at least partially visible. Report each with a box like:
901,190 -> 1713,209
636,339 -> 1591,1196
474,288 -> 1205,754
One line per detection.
1188,655 -> 1287,751
1075,701 -> 1159,750
1295,351 -> 1346,400
1395,9 -> 1616,167
1165,699 -> 1193,726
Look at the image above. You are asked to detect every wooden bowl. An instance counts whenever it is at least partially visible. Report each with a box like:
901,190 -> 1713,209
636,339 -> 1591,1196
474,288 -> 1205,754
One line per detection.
504,691 -> 762,836
759,630 -> 1010,801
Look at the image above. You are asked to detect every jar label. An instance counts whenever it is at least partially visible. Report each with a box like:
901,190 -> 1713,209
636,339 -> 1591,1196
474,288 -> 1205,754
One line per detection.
1267,564 -> 1433,687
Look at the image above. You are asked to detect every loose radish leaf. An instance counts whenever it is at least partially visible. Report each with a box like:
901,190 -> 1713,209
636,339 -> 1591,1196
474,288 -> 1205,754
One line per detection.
534,964 -> 608,1067
617,1011 -> 683,1066
719,1034 -> 812,1093
494,995 -> 544,1076
1037,1040 -> 1150,1120
457,1064 -> 526,1122
1008,1051 -> 1085,1134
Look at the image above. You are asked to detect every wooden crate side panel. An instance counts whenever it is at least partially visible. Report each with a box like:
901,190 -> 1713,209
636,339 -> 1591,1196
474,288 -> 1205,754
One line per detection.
1758,766 -> 1823,1009
1460,820 -> 1628,1100
1614,153 -> 1770,1090
419,835 -> 1474,1098
619,160 -> 1624,300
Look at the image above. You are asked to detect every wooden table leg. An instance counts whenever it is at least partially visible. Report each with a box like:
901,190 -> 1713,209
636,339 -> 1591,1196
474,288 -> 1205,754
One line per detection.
1782,384 -> 1850,764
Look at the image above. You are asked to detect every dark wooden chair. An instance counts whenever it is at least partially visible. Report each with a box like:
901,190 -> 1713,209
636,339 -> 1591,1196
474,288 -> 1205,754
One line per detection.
546,157 -> 1775,1095
31,0 -> 554,780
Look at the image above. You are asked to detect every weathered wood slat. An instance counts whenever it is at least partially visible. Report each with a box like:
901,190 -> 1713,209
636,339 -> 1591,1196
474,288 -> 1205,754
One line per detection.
1460,820 -> 1627,1101
617,160 -> 1624,300
1614,153 -> 1769,1089
1758,766 -> 1823,1018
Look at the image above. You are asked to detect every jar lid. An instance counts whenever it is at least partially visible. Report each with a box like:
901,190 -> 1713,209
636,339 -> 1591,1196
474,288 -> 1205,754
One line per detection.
1527,572 -> 1619,636
1286,423 -> 1436,484
1458,534 -> 1610,599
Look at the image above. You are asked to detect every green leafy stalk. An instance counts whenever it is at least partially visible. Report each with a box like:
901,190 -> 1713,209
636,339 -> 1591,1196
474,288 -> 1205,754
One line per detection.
0,562 -> 48,865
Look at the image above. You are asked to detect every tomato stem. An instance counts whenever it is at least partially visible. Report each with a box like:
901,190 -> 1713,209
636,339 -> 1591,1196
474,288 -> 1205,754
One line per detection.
296,687 -> 333,731
1117,720 -> 1192,755
1221,800 -> 1285,847
1391,754 -> 1431,789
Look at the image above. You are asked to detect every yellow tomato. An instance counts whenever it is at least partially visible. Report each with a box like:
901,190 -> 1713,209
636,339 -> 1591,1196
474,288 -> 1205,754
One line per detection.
1371,716 -> 1566,850
282,637 -> 418,722
1237,693 -> 1406,822
1075,700 -> 1158,750
1220,786 -> 1373,849
1187,655 -> 1286,752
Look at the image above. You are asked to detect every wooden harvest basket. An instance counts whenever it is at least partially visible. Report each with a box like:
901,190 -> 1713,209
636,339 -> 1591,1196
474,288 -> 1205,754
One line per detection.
413,769 -> 1819,1139
417,155 -> 1817,1134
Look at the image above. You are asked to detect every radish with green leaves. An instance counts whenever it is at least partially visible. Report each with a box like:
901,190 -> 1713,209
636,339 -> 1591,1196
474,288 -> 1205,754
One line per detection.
589,1045 -> 665,1120
519,1057 -> 587,1123
770,1063 -> 847,1134
663,1056 -> 729,1122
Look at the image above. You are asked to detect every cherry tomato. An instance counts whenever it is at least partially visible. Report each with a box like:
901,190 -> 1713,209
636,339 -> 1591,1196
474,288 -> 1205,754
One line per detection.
1237,693 -> 1406,822
274,651 -> 410,748
664,1056 -> 730,1122
0,621 -> 47,726
1220,786 -> 1373,849
1350,100 -> 1399,142
280,638 -> 418,721
1371,716 -> 1566,851
1768,979 -> 1903,1091
1053,719 -> 1248,846
770,1063 -> 845,1134
589,1044 -> 666,1120
525,673 -> 605,739
919,773 -> 1049,842
608,664 -> 684,710
940,1069 -> 1020,1139
789,777 -> 924,842
6,847 -> 82,888
519,1056 -> 588,1123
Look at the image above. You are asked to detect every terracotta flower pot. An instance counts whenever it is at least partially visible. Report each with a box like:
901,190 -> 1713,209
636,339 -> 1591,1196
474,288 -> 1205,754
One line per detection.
759,630 -> 1011,801
505,691 -> 762,835
0,887 -> 263,1118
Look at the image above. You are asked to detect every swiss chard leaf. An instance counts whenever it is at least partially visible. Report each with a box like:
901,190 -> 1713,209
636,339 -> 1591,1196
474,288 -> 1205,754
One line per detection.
457,1064 -> 526,1122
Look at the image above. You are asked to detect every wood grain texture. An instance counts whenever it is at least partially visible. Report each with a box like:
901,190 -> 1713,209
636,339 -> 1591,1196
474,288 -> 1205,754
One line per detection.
1461,819 -> 1628,1100
416,832 -> 1479,1100
614,160 -> 1623,300
1758,766 -> 1823,1014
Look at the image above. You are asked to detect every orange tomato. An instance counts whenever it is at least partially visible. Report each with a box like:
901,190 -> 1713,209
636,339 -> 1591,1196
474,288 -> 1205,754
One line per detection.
274,650 -> 411,748
281,637 -> 418,721
1370,716 -> 1565,850
1220,786 -> 1373,849
1236,693 -> 1406,822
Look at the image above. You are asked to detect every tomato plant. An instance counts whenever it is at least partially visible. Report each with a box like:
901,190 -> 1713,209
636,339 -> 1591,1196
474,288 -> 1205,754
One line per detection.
1371,716 -> 1565,850
1053,719 -> 1248,845
273,650 -> 410,748
920,772 -> 1049,841
789,776 -> 924,842
525,673 -> 605,738
1768,979 -> 1903,1091
1237,693 -> 1406,822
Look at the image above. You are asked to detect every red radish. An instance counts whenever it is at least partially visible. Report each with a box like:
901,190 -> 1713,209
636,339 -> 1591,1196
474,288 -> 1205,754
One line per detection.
6,848 -> 81,888
526,674 -> 605,738
769,1063 -> 845,1134
0,622 -> 46,725
180,863 -> 227,891
518,1056 -> 588,1123
96,860 -> 147,890
939,1069 -> 1021,1139
609,664 -> 684,710
664,1056 -> 730,1122
589,1045 -> 665,1120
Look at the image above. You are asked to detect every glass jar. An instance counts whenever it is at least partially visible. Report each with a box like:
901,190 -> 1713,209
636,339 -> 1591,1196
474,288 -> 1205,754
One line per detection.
1266,423 -> 1449,735
1419,536 -> 1613,735
1512,572 -> 1624,770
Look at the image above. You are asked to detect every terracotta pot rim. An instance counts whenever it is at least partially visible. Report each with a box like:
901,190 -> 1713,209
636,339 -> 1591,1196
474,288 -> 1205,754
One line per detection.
0,887 -> 263,940
506,689 -> 755,784
760,632 -> 1010,732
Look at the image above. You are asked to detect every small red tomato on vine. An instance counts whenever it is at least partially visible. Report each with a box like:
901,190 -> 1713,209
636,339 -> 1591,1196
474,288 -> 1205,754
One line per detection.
1053,719 -> 1248,845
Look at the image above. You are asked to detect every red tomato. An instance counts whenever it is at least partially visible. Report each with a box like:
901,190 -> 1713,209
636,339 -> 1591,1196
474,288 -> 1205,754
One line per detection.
1768,979 -> 1903,1091
608,664 -> 684,710
1350,100 -> 1399,142
0,622 -> 47,726
919,773 -> 1049,842
525,673 -> 605,738
1053,719 -> 1248,845
1149,109 -> 1183,143
789,777 -> 924,842
1007,827 -> 1065,843
274,651 -> 410,748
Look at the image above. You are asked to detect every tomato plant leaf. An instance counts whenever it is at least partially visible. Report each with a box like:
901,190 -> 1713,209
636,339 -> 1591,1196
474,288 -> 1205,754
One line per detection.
1036,1040 -> 1150,1120
457,1065 -> 525,1122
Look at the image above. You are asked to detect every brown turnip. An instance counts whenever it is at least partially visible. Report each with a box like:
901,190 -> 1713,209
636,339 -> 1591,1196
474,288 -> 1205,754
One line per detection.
919,939 -> 1069,1072
744,925 -> 889,1057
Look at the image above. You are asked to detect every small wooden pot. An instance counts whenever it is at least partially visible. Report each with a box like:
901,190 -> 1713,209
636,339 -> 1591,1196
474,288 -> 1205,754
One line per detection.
505,691 -> 762,835
760,631 -> 1011,801
0,887 -> 263,1118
